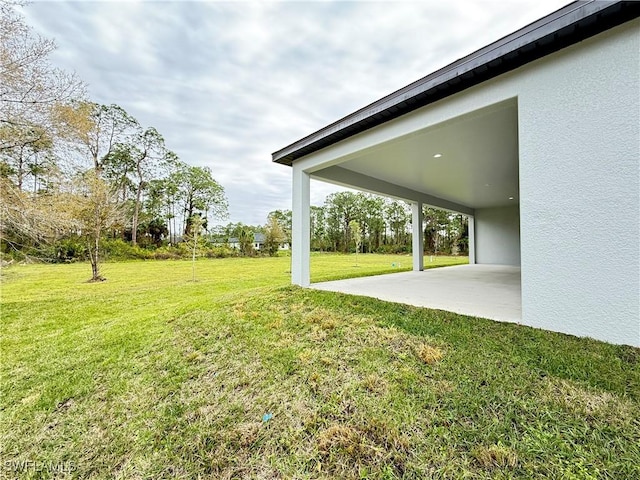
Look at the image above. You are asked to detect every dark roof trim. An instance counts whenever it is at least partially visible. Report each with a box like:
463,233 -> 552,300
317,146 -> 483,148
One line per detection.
273,1 -> 640,166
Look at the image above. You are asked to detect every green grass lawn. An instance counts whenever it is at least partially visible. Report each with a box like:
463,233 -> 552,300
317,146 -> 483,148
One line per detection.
1,255 -> 638,479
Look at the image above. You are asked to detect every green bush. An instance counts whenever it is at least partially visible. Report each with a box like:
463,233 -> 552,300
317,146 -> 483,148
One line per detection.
152,244 -> 189,260
39,237 -> 87,263
101,239 -> 152,261
152,250 -> 182,260
14,237 -> 241,263
376,244 -> 409,254
203,246 -> 237,258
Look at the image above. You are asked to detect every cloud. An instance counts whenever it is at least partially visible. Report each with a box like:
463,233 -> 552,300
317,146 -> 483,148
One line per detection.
22,0 -> 569,224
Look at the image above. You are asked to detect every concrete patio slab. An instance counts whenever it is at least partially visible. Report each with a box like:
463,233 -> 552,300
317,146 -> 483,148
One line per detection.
312,264 -> 521,323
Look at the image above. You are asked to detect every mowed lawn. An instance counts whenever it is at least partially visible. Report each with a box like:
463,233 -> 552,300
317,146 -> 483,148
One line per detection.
1,255 -> 638,479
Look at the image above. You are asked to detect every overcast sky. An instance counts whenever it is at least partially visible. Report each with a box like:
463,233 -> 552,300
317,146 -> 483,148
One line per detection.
22,0 -> 569,225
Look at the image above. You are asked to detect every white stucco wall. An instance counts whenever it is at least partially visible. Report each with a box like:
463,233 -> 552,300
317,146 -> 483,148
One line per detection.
517,19 -> 640,347
475,206 -> 520,266
290,19 -> 639,346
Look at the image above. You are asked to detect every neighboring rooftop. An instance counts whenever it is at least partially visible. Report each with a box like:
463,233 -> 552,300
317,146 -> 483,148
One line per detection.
273,0 -> 639,166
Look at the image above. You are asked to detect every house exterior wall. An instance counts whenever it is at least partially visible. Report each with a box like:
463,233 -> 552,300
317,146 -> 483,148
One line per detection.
475,206 -> 520,266
517,19 -> 639,346
289,19 -> 639,345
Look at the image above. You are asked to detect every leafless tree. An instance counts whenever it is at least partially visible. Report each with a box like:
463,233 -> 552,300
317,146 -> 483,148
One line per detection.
0,0 -> 84,154
71,170 -> 123,281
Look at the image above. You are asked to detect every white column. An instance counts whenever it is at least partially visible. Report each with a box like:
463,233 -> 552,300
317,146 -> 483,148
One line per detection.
412,202 -> 424,271
468,215 -> 476,264
291,164 -> 311,286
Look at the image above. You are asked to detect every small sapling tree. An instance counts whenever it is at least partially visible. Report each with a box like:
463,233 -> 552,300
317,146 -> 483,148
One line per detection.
349,219 -> 362,266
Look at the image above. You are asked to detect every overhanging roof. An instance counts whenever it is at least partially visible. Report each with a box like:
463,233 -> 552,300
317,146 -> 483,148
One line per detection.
273,0 -> 640,166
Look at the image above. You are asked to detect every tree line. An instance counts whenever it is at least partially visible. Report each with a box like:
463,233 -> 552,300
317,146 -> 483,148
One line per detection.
307,192 -> 468,255
1,1 -> 468,280
0,1 -> 228,279
211,191 -> 469,257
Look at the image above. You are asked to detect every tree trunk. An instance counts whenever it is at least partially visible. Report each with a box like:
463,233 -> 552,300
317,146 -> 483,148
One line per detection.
132,181 -> 142,246
167,199 -> 174,244
17,146 -> 24,190
166,203 -> 171,245
88,236 -> 101,282
184,194 -> 194,235
192,228 -> 197,282
89,207 -> 104,282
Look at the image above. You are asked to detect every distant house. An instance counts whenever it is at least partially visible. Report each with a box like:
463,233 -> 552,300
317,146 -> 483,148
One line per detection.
219,235 -> 261,250
273,1 -> 639,346
253,233 -> 265,251
225,237 -> 240,250
225,233 -> 289,251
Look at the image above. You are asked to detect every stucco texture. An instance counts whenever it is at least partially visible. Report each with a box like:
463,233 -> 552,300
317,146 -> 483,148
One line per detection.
518,19 -> 640,346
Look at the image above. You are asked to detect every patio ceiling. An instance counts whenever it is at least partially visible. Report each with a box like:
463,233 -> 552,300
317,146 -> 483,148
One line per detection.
312,98 -> 519,212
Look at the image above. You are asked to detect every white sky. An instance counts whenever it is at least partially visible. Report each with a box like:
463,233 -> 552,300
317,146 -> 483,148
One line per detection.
22,0 -> 570,225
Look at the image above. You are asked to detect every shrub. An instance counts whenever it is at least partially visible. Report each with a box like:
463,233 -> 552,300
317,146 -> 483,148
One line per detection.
203,246 -> 237,258
39,237 -> 87,263
152,245 -> 184,260
101,239 -> 153,261
376,244 -> 409,254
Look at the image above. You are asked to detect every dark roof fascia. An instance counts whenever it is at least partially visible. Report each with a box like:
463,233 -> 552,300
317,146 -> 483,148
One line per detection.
272,1 -> 640,166
226,234 -> 266,243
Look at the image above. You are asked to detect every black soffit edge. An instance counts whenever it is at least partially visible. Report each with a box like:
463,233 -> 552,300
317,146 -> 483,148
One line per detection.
272,1 -> 640,166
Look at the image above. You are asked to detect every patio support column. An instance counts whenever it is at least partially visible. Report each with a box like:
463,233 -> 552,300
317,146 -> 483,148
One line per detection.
292,164 -> 310,286
468,215 -> 476,264
412,202 -> 424,271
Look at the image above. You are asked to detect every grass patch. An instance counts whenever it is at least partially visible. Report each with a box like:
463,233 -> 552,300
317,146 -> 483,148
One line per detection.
1,255 -> 638,478
472,443 -> 519,469
416,343 -> 445,365
310,252 -> 467,282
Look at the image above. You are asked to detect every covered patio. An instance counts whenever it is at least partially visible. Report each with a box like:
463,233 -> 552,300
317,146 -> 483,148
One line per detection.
312,264 -> 521,323
273,2 -> 640,346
